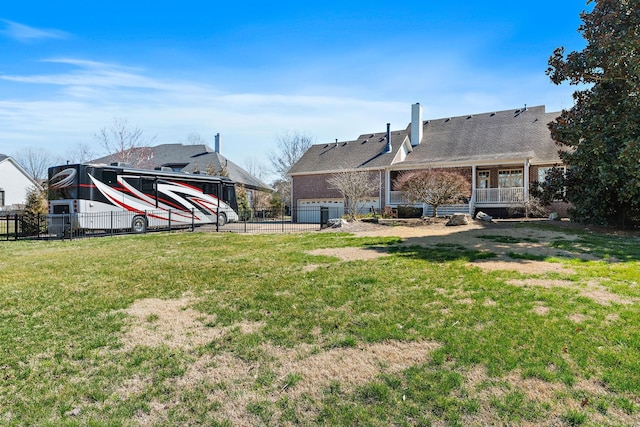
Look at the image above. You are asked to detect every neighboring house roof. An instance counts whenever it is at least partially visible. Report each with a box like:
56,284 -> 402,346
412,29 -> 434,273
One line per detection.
289,105 -> 561,175
0,154 -> 40,186
92,144 -> 271,191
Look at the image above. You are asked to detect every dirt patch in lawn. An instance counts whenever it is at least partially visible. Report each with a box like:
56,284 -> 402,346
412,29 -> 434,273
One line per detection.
119,297 -> 266,352
118,297 -> 441,426
470,259 -> 575,274
307,246 -> 390,262
461,365 -> 639,427
175,340 -> 441,426
506,278 -> 636,306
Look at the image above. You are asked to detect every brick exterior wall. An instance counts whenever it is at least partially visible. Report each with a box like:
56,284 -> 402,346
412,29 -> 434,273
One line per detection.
292,171 -> 386,205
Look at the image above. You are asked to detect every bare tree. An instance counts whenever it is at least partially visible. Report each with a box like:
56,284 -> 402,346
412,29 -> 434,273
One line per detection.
182,132 -> 208,145
243,156 -> 269,181
327,170 -> 379,221
64,143 -> 98,164
13,147 -> 62,181
395,169 -> 469,217
95,117 -> 156,168
268,131 -> 314,207
269,131 -> 314,180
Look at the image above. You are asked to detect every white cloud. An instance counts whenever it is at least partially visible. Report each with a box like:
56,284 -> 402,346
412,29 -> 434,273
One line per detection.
0,19 -> 69,42
0,58 -> 408,164
0,56 -> 576,169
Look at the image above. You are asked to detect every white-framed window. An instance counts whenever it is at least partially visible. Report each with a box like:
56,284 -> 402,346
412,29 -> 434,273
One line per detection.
538,166 -> 566,183
537,166 -> 567,200
477,171 -> 490,189
498,169 -> 523,188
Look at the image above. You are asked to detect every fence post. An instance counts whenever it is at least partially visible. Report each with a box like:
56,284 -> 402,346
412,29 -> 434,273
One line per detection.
191,208 -> 195,231
168,210 -> 172,232
14,214 -> 18,241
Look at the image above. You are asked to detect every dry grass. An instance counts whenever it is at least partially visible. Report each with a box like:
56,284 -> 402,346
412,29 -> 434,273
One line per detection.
118,295 -> 441,425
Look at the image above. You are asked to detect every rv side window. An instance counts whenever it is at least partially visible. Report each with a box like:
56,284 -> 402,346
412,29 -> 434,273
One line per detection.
203,183 -> 217,196
103,170 -> 118,186
141,178 -> 155,193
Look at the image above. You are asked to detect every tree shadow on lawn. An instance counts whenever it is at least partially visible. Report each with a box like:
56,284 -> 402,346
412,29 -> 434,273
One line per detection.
391,219 -> 640,264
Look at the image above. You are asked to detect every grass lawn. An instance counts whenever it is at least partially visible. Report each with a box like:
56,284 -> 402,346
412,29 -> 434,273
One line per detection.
0,222 -> 639,426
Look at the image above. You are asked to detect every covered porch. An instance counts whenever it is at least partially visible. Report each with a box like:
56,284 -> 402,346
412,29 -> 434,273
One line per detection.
387,160 -> 532,214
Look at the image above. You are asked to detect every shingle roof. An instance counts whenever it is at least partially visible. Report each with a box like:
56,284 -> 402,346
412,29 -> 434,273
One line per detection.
405,105 -> 561,165
289,105 -> 562,175
288,130 -> 410,175
92,144 -> 271,191
179,151 -> 271,191
0,154 -> 8,162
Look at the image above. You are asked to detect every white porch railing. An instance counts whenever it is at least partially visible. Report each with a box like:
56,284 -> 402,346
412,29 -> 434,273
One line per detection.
389,187 -> 525,206
389,191 -> 410,205
475,187 -> 524,204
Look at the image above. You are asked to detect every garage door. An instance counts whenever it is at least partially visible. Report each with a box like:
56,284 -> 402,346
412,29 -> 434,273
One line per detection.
297,199 -> 344,223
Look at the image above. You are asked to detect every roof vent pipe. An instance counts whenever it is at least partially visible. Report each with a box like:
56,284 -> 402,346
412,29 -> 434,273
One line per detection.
411,103 -> 423,146
214,133 -> 221,153
385,123 -> 392,153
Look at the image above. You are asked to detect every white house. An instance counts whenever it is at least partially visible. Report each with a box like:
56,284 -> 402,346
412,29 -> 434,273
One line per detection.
0,154 -> 41,211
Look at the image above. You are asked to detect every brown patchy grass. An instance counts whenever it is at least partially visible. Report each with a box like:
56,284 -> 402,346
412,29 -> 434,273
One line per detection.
118,296 -> 441,425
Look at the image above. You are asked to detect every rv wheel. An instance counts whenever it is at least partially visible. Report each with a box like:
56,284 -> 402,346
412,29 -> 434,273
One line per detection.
132,215 -> 147,233
217,212 -> 227,226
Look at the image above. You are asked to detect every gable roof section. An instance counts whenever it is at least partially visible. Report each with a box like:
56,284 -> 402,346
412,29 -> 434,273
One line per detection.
288,130 -> 410,175
404,105 -> 561,166
179,151 -> 271,191
0,154 -> 41,187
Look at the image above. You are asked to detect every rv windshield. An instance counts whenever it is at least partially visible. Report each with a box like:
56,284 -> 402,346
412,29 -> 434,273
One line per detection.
48,165 -> 79,200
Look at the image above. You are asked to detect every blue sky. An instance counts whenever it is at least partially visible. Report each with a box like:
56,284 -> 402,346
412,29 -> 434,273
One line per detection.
1,1 -> 590,177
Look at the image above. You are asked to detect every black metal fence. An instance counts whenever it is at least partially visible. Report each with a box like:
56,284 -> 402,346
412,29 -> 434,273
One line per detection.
1,206 -> 341,240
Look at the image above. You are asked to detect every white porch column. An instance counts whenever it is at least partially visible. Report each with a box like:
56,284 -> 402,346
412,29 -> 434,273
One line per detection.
524,159 -> 530,202
384,170 -> 390,207
470,165 -> 477,215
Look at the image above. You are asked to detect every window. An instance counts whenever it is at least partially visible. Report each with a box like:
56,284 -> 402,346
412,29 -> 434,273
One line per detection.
203,183 -> 218,196
103,170 -> 118,186
141,178 -> 155,193
0,189 -> 4,207
538,166 -> 566,183
538,167 -> 552,183
477,171 -> 490,189
498,169 -> 523,188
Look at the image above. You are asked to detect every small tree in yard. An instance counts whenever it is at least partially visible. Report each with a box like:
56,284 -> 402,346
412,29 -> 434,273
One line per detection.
327,171 -> 378,221
235,184 -> 251,221
23,185 -> 48,235
395,170 -> 469,217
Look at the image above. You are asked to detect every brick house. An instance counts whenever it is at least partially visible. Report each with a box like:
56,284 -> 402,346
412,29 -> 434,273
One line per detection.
289,103 -> 568,222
